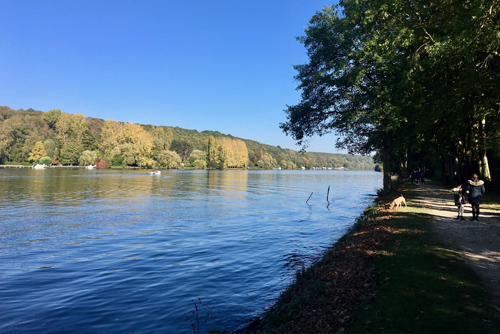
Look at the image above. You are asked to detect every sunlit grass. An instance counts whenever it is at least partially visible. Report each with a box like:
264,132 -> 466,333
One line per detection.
238,189 -> 500,334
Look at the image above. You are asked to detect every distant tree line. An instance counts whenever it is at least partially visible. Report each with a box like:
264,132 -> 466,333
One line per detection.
0,106 -> 375,170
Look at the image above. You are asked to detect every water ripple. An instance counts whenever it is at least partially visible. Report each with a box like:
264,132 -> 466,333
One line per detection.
0,169 -> 381,333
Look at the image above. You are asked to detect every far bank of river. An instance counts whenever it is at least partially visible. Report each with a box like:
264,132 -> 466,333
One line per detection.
0,164 -> 365,171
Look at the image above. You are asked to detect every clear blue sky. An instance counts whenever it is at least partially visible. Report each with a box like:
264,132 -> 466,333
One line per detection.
1,0 -> 345,153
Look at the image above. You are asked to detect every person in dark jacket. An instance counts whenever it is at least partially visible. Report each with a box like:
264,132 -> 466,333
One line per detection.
466,173 -> 486,221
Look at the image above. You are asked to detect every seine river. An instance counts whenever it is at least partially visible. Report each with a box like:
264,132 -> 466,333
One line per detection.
0,168 -> 382,333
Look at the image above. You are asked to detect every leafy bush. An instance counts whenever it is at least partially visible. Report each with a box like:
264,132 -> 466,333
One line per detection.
191,159 -> 207,169
39,156 -> 52,165
79,150 -> 98,166
111,155 -> 124,166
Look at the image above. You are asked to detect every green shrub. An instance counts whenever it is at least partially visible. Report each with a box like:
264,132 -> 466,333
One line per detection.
191,159 -> 207,169
111,156 -> 124,166
39,156 -> 52,165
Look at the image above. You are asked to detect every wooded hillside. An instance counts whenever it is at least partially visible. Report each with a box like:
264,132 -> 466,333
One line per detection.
0,106 -> 375,170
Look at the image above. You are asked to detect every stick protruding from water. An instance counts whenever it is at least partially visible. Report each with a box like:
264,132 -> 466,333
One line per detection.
306,192 -> 313,204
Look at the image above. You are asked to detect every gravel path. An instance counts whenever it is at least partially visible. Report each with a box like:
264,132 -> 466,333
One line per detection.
407,180 -> 500,308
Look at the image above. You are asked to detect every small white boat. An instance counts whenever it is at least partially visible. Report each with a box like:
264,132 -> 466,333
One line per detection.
85,165 -> 96,170
150,170 -> 161,175
33,164 -> 47,169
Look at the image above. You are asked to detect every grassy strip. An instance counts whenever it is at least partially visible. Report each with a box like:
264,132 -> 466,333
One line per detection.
347,208 -> 500,333
240,204 -> 394,333
237,186 -> 500,333
0,161 -> 33,166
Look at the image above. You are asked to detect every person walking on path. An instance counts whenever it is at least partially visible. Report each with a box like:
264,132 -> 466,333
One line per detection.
452,184 -> 466,220
466,173 -> 486,221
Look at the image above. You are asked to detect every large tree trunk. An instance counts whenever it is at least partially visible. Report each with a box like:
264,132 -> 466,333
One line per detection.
382,132 -> 393,195
479,117 -> 491,181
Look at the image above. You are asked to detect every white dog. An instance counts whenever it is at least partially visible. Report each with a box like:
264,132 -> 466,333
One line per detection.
389,195 -> 407,210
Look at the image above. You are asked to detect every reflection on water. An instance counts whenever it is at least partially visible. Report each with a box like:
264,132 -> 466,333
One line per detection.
0,169 -> 381,333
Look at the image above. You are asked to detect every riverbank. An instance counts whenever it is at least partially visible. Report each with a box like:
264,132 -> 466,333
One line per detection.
0,165 -> 142,169
238,179 -> 500,333
0,165 -> 96,169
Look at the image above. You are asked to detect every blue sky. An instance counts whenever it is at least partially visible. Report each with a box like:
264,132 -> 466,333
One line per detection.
0,0 -> 344,153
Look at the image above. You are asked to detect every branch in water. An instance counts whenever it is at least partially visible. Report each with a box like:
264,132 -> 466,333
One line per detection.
306,192 -> 313,204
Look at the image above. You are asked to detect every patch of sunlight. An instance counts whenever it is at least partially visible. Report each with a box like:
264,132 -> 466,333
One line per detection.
465,304 -> 487,315
376,250 -> 396,256
428,246 -> 464,260
430,245 -> 461,255
433,306 -> 467,317
394,228 -> 427,235
408,200 -> 424,208
408,269 -> 452,284
483,201 -> 500,209
405,206 -> 431,214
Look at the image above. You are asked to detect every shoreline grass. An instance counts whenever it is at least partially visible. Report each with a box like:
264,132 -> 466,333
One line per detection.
348,210 -> 500,333
238,184 -> 500,333
238,200 -> 391,333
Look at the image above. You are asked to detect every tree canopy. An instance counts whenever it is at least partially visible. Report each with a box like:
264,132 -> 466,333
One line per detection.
281,0 -> 500,193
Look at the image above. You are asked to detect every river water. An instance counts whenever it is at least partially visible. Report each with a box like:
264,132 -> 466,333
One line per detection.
0,169 -> 381,333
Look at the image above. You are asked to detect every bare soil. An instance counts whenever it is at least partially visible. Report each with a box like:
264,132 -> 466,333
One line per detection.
406,180 -> 500,308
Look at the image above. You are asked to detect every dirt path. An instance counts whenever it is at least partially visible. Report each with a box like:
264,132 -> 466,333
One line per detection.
404,180 -> 500,308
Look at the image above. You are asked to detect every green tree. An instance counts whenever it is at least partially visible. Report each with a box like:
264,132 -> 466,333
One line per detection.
43,109 -> 61,129
170,139 -> 193,162
54,112 -> 72,148
119,143 -> 136,166
281,0 -> 500,191
110,146 -> 124,166
157,150 -> 181,168
1,114 -> 22,162
59,142 -> 80,165
150,126 -> 173,156
39,156 -> 52,166
257,152 -> 276,169
52,112 -> 90,165
137,156 -> 156,168
70,113 -> 88,149
43,139 -> 58,159
280,4 -> 400,192
79,150 -> 98,166
189,149 -> 207,168
0,115 -> 27,162
357,0 -> 500,182
23,115 -> 50,161
82,130 -> 99,151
